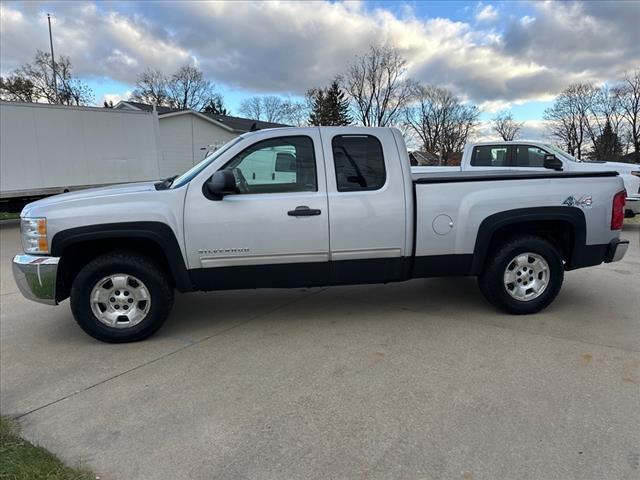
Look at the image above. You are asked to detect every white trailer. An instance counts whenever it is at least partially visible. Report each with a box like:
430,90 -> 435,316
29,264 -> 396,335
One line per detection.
0,101 -> 162,200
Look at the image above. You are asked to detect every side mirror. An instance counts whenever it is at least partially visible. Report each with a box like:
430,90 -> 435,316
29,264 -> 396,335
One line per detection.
205,170 -> 237,200
543,154 -> 563,171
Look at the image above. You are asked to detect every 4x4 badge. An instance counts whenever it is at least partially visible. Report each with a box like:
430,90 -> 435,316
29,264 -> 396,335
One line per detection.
563,195 -> 592,208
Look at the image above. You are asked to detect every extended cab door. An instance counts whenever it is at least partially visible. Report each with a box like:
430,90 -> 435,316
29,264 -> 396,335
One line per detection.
319,128 -> 409,284
183,129 -> 329,289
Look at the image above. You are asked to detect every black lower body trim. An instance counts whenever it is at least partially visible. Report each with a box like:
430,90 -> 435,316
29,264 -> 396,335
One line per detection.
412,254 -> 473,278
568,244 -> 609,270
190,262 -> 329,291
189,254 -> 475,291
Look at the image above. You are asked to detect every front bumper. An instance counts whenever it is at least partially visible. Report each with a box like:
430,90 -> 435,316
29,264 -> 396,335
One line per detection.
12,254 -> 60,305
604,239 -> 629,263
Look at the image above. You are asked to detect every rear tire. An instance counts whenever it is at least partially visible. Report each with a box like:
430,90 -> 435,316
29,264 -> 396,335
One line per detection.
478,235 -> 564,315
70,251 -> 174,343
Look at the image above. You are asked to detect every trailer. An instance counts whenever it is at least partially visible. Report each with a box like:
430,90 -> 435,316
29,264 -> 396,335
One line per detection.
0,101 -> 162,201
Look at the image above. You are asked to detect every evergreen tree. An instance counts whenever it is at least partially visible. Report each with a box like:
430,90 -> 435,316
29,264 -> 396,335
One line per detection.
308,79 -> 352,126
591,121 -> 623,160
201,95 -> 229,115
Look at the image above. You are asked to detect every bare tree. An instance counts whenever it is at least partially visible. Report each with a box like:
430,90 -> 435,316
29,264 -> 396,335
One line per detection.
130,68 -> 169,106
0,50 -> 93,105
544,83 -> 595,159
261,95 -> 288,123
239,96 -> 263,121
167,65 -> 216,111
491,110 -> 524,141
403,84 -> 479,164
343,44 -> 415,126
282,99 -> 309,127
239,95 -> 304,124
614,69 -> 640,154
0,76 -> 36,102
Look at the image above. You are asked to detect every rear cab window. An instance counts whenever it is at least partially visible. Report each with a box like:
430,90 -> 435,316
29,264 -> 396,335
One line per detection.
332,135 -> 386,191
470,145 -> 509,167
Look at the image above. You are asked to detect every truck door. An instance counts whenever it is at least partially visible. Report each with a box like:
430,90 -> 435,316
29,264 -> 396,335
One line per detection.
183,130 -> 330,289
320,128 -> 408,284
510,144 -> 557,171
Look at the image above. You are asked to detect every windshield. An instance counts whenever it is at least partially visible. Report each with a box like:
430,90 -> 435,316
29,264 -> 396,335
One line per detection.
171,136 -> 245,188
543,143 -> 580,162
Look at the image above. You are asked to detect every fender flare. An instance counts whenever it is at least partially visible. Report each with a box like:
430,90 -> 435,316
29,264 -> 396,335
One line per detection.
471,206 -> 587,274
50,221 -> 193,292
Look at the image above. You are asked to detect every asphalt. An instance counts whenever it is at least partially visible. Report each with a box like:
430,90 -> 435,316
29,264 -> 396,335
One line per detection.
1,223 -> 638,480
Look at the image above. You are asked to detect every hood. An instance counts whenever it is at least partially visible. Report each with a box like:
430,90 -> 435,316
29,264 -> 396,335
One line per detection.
21,182 -> 157,216
577,160 -> 639,174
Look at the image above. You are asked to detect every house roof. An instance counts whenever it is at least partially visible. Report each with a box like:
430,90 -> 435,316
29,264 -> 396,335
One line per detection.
410,150 -> 440,166
200,113 -> 287,132
115,100 -> 289,132
116,100 -> 181,115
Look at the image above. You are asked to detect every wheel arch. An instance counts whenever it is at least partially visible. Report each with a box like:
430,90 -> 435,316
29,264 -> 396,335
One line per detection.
51,221 -> 193,302
471,207 -> 587,275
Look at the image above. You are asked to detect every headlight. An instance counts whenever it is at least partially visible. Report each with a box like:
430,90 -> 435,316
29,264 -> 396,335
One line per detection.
631,171 -> 640,178
21,217 -> 49,254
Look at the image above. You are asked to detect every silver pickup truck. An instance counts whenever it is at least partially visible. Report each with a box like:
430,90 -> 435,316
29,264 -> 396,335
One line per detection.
13,127 -> 629,343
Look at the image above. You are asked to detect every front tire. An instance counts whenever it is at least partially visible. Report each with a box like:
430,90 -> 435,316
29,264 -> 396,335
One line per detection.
70,251 -> 174,343
478,235 -> 564,315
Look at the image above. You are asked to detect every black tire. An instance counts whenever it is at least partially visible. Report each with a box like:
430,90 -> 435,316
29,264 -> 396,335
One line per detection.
70,251 -> 174,343
478,235 -> 564,315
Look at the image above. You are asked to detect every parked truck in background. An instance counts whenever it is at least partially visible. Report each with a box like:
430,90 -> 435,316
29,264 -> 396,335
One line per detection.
411,141 -> 640,217
12,127 -> 629,343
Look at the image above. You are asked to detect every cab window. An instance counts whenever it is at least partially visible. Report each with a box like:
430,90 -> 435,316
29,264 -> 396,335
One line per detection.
470,145 -> 509,167
332,135 -> 386,192
513,145 -> 549,167
222,136 -> 317,194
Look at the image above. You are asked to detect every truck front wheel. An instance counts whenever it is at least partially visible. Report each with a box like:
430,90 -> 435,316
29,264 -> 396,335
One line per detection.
478,235 -> 564,314
70,251 -> 174,342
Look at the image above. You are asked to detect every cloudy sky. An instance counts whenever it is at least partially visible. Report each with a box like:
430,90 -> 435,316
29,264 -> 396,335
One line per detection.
1,0 -> 639,138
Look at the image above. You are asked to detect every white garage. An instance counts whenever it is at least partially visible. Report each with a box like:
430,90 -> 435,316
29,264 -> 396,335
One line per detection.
115,101 -> 287,177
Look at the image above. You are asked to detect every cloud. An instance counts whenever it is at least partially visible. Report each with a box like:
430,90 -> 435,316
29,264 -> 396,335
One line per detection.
475,3 -> 498,22
101,91 -> 131,106
1,0 -> 638,110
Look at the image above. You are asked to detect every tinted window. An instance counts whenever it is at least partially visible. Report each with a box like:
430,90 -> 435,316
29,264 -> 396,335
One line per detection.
470,145 -> 509,167
332,135 -> 385,192
222,136 -> 317,194
514,145 -> 549,167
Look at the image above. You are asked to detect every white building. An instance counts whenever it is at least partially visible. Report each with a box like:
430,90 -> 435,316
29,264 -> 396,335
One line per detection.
115,101 -> 287,177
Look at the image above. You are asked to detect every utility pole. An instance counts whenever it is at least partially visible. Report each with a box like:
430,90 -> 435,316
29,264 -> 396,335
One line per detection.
47,13 -> 58,103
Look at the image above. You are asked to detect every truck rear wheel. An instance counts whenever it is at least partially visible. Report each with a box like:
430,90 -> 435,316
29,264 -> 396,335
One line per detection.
70,251 -> 174,343
478,235 -> 564,314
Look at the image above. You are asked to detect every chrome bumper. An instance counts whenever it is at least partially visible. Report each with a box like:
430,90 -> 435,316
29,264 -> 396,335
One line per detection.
605,239 -> 629,264
12,254 -> 60,305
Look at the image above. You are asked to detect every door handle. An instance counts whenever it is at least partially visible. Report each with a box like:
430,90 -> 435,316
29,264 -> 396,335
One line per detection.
287,206 -> 321,217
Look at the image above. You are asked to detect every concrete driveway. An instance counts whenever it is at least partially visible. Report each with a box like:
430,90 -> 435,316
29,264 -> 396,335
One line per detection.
1,223 -> 639,480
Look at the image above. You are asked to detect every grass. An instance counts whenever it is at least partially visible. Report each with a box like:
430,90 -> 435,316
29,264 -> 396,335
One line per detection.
0,417 -> 95,480
0,212 -> 20,221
